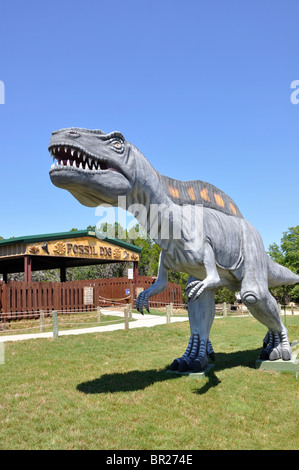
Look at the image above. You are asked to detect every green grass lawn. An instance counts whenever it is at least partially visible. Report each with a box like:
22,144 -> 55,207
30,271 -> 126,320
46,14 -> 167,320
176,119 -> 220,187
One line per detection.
0,316 -> 298,450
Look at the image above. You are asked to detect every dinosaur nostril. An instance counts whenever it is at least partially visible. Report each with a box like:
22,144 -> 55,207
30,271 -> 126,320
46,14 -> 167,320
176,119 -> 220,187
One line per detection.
67,131 -> 80,138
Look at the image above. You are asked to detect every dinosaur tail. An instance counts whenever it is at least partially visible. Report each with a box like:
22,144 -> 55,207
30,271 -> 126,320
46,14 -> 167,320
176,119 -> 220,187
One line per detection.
267,257 -> 299,287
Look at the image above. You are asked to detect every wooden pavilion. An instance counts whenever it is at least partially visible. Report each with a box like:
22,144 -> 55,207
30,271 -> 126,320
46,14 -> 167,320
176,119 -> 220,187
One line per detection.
0,230 -> 141,284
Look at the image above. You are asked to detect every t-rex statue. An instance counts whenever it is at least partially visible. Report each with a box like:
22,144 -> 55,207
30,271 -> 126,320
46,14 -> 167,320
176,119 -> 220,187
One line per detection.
48,127 -> 299,372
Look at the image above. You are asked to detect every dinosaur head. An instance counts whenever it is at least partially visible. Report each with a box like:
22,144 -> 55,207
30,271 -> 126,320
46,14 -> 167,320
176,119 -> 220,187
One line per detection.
48,128 -> 134,207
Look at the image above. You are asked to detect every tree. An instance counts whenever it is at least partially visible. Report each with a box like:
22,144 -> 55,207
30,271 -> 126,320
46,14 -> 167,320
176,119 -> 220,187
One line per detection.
214,288 -> 236,304
268,226 -> 299,303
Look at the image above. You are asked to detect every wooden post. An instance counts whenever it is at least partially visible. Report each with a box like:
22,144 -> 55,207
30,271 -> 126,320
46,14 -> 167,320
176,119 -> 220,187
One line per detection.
52,310 -> 59,338
223,302 -> 227,317
40,310 -> 45,332
124,307 -> 129,330
24,256 -> 32,282
97,306 -> 101,323
60,266 -> 66,283
1,282 -> 6,324
170,302 -> 173,316
166,305 -> 171,324
133,261 -> 139,302
128,303 -> 132,320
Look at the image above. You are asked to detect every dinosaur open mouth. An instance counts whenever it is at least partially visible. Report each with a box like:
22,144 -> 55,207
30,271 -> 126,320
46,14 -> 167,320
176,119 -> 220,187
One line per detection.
49,145 -> 119,172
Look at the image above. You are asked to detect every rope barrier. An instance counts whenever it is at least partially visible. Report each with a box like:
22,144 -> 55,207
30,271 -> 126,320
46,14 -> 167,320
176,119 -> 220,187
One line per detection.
99,294 -> 131,302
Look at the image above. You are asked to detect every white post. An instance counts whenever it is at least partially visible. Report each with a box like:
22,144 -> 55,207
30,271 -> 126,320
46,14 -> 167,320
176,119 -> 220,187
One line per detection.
52,310 -> 59,338
40,310 -> 45,332
166,305 -> 171,324
124,307 -> 129,330
97,306 -> 101,323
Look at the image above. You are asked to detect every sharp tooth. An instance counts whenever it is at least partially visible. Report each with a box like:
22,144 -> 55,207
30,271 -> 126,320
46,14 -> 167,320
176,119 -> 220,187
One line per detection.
64,146 -> 68,153
58,147 -> 61,152
71,149 -> 75,156
82,154 -> 86,162
92,163 -> 96,170
72,160 -> 75,167
51,163 -> 55,169
77,151 -> 81,158
88,158 -> 92,166
67,160 -> 70,166
79,162 -> 83,169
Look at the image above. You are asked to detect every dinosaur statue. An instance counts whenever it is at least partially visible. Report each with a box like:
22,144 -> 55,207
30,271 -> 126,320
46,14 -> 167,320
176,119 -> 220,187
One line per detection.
48,127 -> 299,372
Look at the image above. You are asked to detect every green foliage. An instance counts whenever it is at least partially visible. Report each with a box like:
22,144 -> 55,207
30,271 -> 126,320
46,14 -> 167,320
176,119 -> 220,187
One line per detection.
268,226 -> 299,302
214,288 -> 236,304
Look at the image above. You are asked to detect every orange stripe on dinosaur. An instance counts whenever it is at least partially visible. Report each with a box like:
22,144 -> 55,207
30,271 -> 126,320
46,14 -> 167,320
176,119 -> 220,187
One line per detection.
168,185 -> 180,199
188,186 -> 196,201
200,188 -> 210,202
214,193 -> 225,208
229,202 -> 237,215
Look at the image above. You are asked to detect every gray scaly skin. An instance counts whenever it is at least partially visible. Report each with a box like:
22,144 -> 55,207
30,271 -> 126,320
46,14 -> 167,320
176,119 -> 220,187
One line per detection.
48,128 -> 299,371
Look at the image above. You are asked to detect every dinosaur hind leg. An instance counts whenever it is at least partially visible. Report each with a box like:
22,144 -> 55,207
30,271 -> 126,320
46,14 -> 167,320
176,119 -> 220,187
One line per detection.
240,220 -> 292,361
241,285 -> 292,361
170,279 -> 216,372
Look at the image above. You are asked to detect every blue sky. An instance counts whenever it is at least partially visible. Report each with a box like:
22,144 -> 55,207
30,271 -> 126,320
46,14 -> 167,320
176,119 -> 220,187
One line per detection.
0,0 -> 298,250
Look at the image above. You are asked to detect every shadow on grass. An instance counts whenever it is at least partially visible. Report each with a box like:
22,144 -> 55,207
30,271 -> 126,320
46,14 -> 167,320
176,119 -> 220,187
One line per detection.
77,347 -> 261,395
77,368 -> 178,394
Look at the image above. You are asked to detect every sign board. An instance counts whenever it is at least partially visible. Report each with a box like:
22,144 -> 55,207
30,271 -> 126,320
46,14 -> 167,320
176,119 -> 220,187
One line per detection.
84,286 -> 94,305
25,236 -> 139,262
128,268 -> 134,280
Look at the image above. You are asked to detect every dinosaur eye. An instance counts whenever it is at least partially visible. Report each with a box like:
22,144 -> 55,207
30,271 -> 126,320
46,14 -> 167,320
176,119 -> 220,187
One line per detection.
111,139 -> 124,151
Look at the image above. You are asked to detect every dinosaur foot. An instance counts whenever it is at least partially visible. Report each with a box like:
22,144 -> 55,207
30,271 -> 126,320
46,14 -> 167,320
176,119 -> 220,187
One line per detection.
169,335 -> 214,372
186,280 -> 206,301
186,276 -> 221,301
170,354 -> 209,373
260,329 -> 292,361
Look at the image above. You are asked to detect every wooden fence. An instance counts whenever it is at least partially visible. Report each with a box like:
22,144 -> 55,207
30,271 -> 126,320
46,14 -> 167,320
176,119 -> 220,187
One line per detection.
0,277 -> 182,320
98,276 -> 182,308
